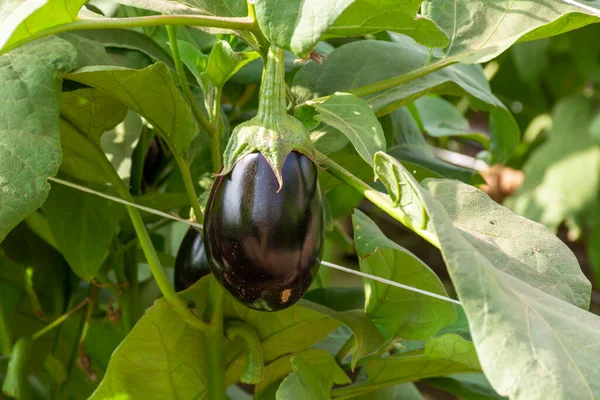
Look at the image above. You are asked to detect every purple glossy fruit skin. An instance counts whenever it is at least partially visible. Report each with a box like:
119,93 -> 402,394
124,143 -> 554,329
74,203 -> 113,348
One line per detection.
174,227 -> 210,292
204,151 -> 324,311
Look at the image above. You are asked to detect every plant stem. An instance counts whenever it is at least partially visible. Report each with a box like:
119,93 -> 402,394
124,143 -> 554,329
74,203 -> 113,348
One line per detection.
246,0 -> 270,59
210,87 -> 223,172
110,245 -> 134,332
225,320 -> 263,384
173,152 -> 205,224
1,15 -> 256,56
317,152 -> 440,249
78,286 -> 97,347
349,58 -> 455,98
98,148 -> 209,332
166,25 -> 216,138
31,299 -> 89,341
23,267 -> 45,320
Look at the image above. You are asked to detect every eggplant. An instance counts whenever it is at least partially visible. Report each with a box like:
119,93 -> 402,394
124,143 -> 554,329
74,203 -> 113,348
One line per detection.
174,227 -> 211,292
204,151 -> 324,311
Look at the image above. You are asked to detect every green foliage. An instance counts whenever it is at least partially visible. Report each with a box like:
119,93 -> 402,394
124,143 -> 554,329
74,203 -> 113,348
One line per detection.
507,96 -> 600,232
307,93 -> 385,166
293,35 -> 519,162
353,210 -> 457,339
1,2 -> 600,400
67,63 -> 198,154
0,37 -> 76,242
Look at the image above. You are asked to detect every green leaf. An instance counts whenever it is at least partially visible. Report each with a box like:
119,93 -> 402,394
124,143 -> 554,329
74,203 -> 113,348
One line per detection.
66,63 -> 198,154
0,37 -> 76,242
298,299 -> 386,369
1,337 -> 33,399
293,36 -> 519,162
0,0 -> 86,53
422,0 -> 600,64
382,108 -> 477,183
412,96 -> 489,147
254,349 -> 325,399
58,32 -> 118,69
60,88 -> 128,144
373,153 -> 600,399
353,210 -> 457,339
90,294 -> 210,399
102,110 -> 144,181
276,352 -> 349,400
43,181 -> 124,281
177,39 -> 209,87
507,96 -> 600,232
203,41 -> 259,88
307,92 -> 385,167
326,0 -> 448,48
73,29 -> 179,71
423,374 -> 506,400
58,119 -> 113,183
425,334 -> 480,370
255,0 -> 354,58
375,152 -> 591,307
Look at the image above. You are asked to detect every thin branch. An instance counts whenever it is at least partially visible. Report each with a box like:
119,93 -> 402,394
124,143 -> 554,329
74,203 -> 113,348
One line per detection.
1,14 -> 256,55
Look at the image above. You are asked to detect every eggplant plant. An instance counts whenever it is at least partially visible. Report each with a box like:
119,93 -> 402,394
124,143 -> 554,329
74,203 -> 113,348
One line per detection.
0,1 -> 600,400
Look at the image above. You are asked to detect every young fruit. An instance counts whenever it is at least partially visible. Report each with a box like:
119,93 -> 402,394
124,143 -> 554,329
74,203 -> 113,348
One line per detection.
204,151 -> 324,311
174,227 -> 211,292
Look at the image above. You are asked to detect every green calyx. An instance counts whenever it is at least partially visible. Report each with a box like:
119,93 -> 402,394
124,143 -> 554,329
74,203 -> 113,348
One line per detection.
220,46 -> 316,189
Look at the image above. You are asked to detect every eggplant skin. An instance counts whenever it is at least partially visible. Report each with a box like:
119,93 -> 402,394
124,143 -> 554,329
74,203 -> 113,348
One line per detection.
174,227 -> 211,292
204,151 -> 324,311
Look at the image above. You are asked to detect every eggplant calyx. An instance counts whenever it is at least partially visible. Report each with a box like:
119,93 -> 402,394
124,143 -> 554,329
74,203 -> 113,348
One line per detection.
219,45 -> 316,189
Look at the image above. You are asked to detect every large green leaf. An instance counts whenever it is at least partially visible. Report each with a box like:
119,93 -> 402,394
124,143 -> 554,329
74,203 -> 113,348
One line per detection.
507,96 -> 600,232
60,88 -> 128,144
293,36 -> 518,162
374,153 -> 600,399
58,119 -> 113,183
43,182 -> 124,281
326,0 -> 447,48
423,0 -> 600,64
66,63 -> 198,154
375,153 -> 590,307
0,37 -> 76,242
0,0 -> 86,53
89,292 -> 210,399
307,93 -> 385,167
352,210 -> 457,340
254,0 -> 354,58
